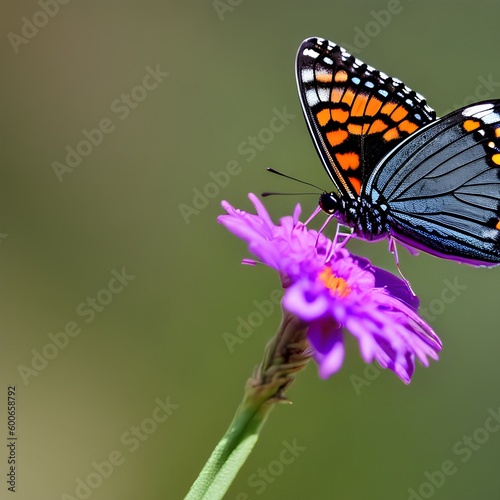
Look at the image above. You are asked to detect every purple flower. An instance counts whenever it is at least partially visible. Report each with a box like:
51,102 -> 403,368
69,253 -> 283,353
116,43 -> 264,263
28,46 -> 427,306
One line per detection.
218,194 -> 442,384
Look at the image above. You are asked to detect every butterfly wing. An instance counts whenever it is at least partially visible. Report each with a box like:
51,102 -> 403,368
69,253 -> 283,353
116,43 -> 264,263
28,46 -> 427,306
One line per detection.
366,101 -> 500,265
296,37 -> 436,199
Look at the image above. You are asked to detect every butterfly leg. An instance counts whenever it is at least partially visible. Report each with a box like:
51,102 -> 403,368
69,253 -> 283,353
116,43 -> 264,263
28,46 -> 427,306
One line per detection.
388,237 -> 416,297
314,214 -> 336,254
332,223 -> 354,248
303,205 -> 322,226
315,215 -> 352,246
325,225 -> 354,261
311,210 -> 354,259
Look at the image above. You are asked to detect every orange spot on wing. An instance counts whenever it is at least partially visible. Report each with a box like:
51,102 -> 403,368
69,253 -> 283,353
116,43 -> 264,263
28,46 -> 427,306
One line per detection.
348,176 -> 362,195
492,154 -> 500,166
334,70 -> 348,82
368,119 -> 388,134
316,70 -> 332,83
391,106 -> 409,122
383,128 -> 400,142
326,129 -> 348,147
335,152 -> 360,170
316,108 -> 331,126
365,97 -> 383,116
331,87 -> 344,103
351,94 -> 369,116
347,123 -> 363,135
495,128 -> 500,137
331,108 -> 349,123
496,220 -> 500,230
398,119 -> 419,134
381,102 -> 398,115
341,89 -> 356,106
463,119 -> 480,132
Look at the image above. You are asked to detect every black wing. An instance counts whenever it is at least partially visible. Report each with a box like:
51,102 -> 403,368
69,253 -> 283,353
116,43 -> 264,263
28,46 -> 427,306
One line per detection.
366,101 -> 500,265
296,37 -> 436,199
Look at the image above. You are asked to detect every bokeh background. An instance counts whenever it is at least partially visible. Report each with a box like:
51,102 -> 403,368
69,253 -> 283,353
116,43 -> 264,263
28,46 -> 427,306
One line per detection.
2,1 -> 500,499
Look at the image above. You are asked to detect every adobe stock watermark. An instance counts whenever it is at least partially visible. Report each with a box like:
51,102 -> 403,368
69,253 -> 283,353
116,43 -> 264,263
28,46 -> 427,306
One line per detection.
235,439 -> 306,498
349,277 -> 467,395
60,396 -> 179,500
213,0 -> 243,22
51,64 -> 169,182
407,405 -> 500,499
350,363 -> 383,396
340,0 -> 412,55
419,277 -> 467,323
17,267 -> 135,385
441,74 -> 500,116
7,0 -> 71,54
178,105 -> 296,225
223,288 -> 283,353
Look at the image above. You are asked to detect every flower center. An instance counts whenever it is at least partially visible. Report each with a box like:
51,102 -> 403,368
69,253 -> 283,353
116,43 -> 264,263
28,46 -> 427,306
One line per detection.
318,267 -> 351,298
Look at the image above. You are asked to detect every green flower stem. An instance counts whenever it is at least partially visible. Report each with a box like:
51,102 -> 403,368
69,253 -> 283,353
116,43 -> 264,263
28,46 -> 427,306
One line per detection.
185,310 -> 310,500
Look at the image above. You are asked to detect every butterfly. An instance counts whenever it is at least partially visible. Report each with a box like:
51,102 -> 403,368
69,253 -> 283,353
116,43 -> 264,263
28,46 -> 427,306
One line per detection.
296,37 -> 500,266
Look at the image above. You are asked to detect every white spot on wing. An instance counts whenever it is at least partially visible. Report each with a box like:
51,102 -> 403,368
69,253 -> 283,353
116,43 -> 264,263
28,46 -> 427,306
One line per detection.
304,48 -> 320,59
305,89 -> 319,106
317,86 -> 330,101
463,103 -> 494,117
301,68 -> 314,83
478,111 -> 500,124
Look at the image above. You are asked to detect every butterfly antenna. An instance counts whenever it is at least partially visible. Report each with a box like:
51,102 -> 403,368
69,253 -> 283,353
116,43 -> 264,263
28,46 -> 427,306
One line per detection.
265,168 -> 324,192
262,191 -> 319,197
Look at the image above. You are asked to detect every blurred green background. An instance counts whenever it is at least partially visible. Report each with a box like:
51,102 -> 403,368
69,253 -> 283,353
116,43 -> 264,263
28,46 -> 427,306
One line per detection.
2,1 -> 500,499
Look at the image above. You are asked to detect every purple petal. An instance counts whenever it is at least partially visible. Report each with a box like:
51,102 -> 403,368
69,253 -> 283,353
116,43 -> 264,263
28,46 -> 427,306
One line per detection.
307,320 -> 345,379
283,281 -> 330,321
292,203 -> 302,225
248,193 -> 275,231
372,265 -> 419,311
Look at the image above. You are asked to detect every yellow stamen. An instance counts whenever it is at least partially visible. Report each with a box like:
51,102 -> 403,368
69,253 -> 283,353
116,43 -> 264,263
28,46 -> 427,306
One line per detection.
318,267 -> 352,298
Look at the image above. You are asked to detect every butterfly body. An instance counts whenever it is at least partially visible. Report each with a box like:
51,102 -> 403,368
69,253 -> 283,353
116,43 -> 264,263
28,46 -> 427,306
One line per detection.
296,37 -> 500,266
319,190 -> 389,241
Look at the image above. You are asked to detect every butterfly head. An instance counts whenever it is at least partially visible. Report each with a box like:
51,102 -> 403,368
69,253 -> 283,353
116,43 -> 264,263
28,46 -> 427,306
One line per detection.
319,191 -> 341,215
